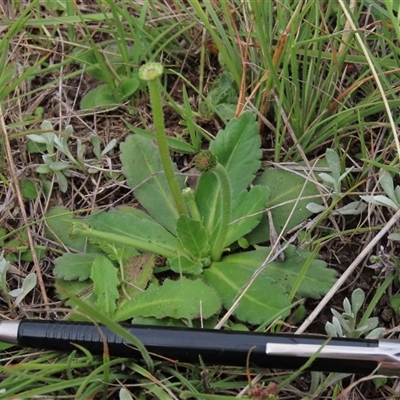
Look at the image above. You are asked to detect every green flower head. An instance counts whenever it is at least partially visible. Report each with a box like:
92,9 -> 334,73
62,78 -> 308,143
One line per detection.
139,62 -> 163,81
194,150 -> 218,173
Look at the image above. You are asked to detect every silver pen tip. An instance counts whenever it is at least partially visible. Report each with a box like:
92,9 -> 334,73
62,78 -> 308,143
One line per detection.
0,320 -> 20,345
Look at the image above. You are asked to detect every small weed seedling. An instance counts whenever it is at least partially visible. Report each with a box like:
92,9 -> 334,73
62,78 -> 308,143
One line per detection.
47,63 -> 336,326
361,170 -> 400,243
0,252 -> 37,311
76,44 -> 142,110
307,148 -> 366,217
28,120 -> 116,193
361,170 -> 400,212
300,288 -> 386,400
325,288 -> 385,339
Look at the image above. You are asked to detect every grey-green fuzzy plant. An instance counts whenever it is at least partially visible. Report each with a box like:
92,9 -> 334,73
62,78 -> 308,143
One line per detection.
361,170 -> 400,212
325,288 -> 385,339
0,252 -> 37,311
361,170 -> 400,242
299,288 -> 387,400
47,62 -> 336,327
306,148 -> 367,217
27,120 -> 116,192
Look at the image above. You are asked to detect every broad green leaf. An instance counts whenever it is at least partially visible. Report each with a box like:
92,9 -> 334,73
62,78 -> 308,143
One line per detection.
91,256 -> 120,318
203,261 -> 290,325
225,186 -> 268,246
120,76 -> 140,98
120,134 -> 186,233
16,231 -> 46,261
207,71 -> 238,109
45,206 -> 99,252
206,71 -> 238,120
20,179 -> 38,199
176,215 -> 210,258
196,111 -> 261,240
80,84 -> 116,110
246,166 -> 321,244
114,278 -> 221,321
85,210 -> 182,258
76,44 -> 137,82
131,316 -> 218,328
209,111 -> 261,199
390,295 -> 400,313
131,317 -> 190,327
54,253 -> 99,281
195,172 -> 221,241
116,205 -> 157,220
203,246 -> 336,324
216,103 -> 236,121
216,246 -> 336,298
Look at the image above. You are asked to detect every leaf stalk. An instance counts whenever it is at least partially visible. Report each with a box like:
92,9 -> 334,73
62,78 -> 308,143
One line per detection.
182,188 -> 201,221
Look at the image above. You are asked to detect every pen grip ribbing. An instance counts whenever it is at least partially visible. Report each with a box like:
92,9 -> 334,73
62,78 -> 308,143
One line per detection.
16,320 -> 380,373
17,320 -> 269,365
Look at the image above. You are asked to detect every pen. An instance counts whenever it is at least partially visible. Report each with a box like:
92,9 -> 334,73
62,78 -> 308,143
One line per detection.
1,319 -> 399,376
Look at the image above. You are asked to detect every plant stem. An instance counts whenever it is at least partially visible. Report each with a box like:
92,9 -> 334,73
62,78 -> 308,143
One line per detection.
182,188 -> 201,221
210,163 -> 231,261
139,62 -> 187,216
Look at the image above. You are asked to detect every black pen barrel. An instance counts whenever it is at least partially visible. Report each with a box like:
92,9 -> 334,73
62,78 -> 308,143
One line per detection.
12,320 -> 381,374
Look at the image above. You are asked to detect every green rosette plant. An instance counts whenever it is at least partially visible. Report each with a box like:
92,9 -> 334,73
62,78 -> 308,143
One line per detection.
47,62 -> 336,326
